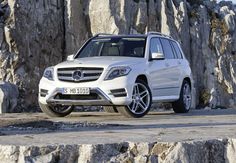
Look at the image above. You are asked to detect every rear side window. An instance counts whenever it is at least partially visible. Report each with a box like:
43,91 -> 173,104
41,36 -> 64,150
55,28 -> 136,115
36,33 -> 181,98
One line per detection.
171,41 -> 183,59
160,38 -> 175,59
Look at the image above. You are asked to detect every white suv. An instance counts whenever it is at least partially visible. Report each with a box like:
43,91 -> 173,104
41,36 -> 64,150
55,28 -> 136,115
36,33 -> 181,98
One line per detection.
39,32 -> 194,118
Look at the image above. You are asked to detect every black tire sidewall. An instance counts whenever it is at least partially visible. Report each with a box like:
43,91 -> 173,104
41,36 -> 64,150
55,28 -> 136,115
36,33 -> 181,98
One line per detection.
173,80 -> 191,113
39,102 -> 73,117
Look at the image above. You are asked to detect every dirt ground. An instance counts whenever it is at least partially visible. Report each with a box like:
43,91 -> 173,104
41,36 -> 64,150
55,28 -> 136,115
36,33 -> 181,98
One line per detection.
0,109 -> 236,145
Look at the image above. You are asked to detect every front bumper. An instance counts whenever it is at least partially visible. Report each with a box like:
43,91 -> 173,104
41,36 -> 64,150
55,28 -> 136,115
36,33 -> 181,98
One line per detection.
38,76 -> 134,106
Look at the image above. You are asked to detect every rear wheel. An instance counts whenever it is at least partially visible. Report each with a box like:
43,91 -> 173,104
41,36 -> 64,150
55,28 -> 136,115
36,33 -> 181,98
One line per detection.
103,106 -> 118,113
117,79 -> 152,118
172,80 -> 191,113
39,102 -> 74,117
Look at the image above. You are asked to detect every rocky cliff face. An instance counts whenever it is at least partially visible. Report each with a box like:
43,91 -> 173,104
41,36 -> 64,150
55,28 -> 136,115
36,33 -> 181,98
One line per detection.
0,0 -> 236,111
0,139 -> 236,162
0,0 -> 65,111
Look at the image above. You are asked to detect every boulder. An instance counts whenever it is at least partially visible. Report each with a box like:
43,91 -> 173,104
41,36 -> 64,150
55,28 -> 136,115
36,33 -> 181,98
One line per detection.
0,81 -> 18,113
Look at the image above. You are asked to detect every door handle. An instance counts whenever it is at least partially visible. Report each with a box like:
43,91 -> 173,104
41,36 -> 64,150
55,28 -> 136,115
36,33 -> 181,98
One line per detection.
165,62 -> 170,67
178,61 -> 181,65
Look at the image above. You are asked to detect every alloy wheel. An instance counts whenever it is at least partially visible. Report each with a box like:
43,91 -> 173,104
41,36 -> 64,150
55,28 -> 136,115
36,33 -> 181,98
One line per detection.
183,83 -> 191,110
128,83 -> 151,115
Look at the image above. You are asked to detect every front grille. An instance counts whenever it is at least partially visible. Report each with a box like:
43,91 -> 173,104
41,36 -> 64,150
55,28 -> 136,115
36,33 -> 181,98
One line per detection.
54,93 -> 101,100
57,67 -> 103,82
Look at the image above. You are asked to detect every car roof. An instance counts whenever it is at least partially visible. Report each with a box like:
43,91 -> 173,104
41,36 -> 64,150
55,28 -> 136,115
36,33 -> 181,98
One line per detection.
95,34 -> 176,42
95,34 -> 147,39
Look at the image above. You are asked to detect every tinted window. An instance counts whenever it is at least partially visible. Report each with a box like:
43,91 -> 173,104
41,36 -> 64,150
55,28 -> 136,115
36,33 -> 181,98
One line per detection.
149,38 -> 163,55
171,41 -> 183,59
160,38 -> 175,59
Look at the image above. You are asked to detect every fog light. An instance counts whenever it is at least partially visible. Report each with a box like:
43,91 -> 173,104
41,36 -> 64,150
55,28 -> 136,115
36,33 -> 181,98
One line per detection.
40,89 -> 48,97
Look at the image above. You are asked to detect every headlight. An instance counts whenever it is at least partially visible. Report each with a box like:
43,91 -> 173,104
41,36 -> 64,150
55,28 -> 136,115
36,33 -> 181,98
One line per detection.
105,66 -> 131,80
43,67 -> 54,81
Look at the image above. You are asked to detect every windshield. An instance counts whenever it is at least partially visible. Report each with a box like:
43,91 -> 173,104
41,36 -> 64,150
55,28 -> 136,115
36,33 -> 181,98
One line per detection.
76,37 -> 146,58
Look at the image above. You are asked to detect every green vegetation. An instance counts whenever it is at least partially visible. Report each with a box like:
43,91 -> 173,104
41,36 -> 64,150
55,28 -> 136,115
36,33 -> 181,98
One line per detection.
210,11 -> 228,54
199,89 -> 211,106
210,12 -> 228,35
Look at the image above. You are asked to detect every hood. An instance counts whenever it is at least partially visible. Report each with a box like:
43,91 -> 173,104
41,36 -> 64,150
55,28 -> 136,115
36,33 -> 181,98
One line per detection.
55,56 -> 145,69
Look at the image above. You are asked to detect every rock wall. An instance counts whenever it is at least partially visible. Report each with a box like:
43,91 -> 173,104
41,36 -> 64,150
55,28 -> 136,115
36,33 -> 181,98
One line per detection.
0,0 -> 236,111
0,0 -> 65,111
0,139 -> 236,162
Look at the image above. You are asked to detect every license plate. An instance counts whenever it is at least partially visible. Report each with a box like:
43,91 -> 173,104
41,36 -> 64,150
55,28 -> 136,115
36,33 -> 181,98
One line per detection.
62,87 -> 90,95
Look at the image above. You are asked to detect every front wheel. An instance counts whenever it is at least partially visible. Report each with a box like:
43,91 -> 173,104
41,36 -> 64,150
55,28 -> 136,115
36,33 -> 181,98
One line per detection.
117,79 -> 152,118
172,80 -> 192,113
39,102 -> 74,117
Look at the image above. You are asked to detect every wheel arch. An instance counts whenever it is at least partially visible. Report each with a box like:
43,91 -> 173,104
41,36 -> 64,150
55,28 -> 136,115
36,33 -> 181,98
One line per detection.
136,74 -> 149,85
176,76 -> 192,98
183,77 -> 191,89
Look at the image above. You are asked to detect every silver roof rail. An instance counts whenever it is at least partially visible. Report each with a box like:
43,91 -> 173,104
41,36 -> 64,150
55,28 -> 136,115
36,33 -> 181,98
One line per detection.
93,33 -> 113,37
147,31 -> 172,39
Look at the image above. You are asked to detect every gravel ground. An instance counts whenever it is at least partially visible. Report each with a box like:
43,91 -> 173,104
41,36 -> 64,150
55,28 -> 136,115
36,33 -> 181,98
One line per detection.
0,109 -> 236,145
0,120 -> 130,135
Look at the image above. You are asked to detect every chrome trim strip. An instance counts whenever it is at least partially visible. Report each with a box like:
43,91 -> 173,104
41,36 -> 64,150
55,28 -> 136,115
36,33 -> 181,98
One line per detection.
111,92 -> 127,95
153,86 -> 179,90
46,99 -> 111,106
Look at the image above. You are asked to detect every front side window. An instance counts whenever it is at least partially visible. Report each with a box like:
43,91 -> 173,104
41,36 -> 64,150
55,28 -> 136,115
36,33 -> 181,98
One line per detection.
77,37 -> 146,58
149,38 -> 163,55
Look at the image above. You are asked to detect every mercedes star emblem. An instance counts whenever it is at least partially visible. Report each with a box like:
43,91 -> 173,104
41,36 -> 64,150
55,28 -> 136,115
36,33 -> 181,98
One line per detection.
72,70 -> 83,81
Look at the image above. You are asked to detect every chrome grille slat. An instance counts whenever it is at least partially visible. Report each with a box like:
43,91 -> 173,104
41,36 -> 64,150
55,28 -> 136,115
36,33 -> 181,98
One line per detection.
58,76 -> 74,80
82,76 -> 101,80
82,70 -> 103,74
57,67 -> 103,82
57,70 -> 74,74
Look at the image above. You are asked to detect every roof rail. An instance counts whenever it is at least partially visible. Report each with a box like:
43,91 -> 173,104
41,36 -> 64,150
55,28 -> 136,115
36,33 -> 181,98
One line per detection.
147,31 -> 172,39
93,33 -> 113,37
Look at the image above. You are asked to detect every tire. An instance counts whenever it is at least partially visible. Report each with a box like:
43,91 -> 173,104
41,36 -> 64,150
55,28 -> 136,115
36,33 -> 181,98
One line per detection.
103,106 -> 118,113
39,102 -> 74,117
172,80 -> 191,113
117,79 -> 152,118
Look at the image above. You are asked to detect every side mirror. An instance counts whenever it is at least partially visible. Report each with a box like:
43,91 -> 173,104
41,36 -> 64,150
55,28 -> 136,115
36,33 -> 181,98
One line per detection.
151,52 -> 164,60
67,54 -> 74,61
